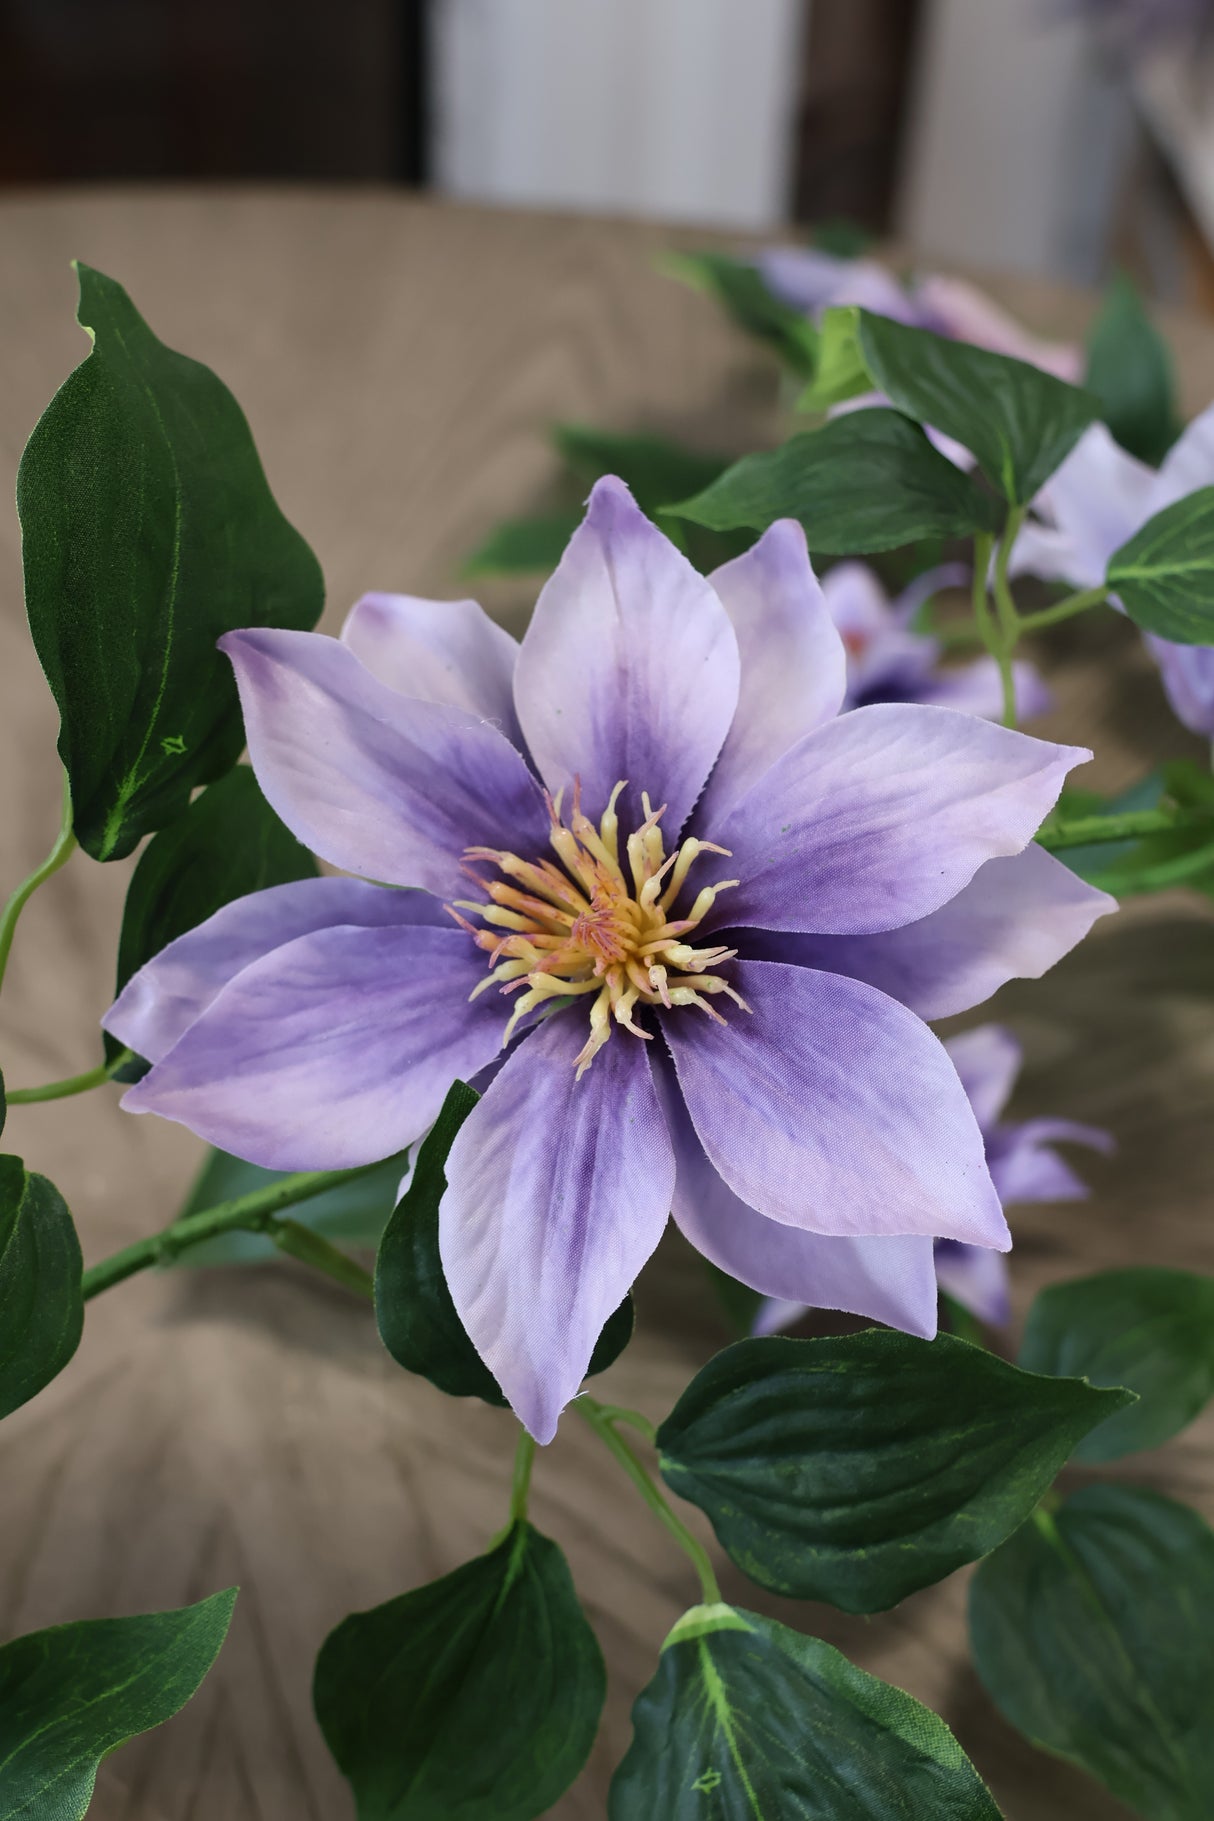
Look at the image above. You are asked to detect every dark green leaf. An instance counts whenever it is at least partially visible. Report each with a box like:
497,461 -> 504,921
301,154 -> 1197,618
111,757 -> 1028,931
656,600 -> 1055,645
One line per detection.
18,263 -> 324,861
375,1082 -> 632,1405
610,1603 -> 1003,1819
107,764 -> 317,1067
797,305 -> 871,411
1051,773 -> 1169,888
1085,274 -> 1181,467
812,219 -> 876,259
970,1485 -> 1214,1820
463,512 -> 582,577
0,1156 -> 82,1422
0,1068 -> 5,1139
656,1331 -> 1132,1613
857,310 -> 1099,502
170,1143 -> 407,1268
1020,1267 -> 1214,1462
0,1588 -> 236,1820
314,1522 -> 604,1821
1108,487 -> 1214,643
667,409 -> 1000,553
553,424 -> 731,510
666,250 -> 819,377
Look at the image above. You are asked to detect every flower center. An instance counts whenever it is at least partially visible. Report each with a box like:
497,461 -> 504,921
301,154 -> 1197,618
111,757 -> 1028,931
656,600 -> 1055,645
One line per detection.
449,780 -> 749,1077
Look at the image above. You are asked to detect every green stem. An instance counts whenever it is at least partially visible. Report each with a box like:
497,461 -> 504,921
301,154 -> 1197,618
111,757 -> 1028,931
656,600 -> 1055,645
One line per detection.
0,774 -> 76,997
589,1404 -> 658,1445
1037,807 -> 1209,850
970,532 -> 1018,728
269,1218 -> 375,1300
990,513 -> 1025,728
7,1049 -> 133,1105
509,1431 -> 538,1523
577,1396 -> 721,1605
80,1160 -> 386,1301
1017,586 -> 1107,634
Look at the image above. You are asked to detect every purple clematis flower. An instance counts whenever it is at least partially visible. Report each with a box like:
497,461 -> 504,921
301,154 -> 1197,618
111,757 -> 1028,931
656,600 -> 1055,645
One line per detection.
755,249 -> 1082,382
756,1022 -> 1111,1336
105,479 -> 1111,1441
824,561 -> 1051,720
1011,407 -> 1214,738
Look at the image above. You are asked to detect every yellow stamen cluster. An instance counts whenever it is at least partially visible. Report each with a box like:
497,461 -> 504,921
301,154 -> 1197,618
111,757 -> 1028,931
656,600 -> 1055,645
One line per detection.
449,780 -> 749,1078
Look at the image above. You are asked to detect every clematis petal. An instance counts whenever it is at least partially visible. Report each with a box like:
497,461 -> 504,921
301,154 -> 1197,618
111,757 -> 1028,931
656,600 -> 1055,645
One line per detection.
1153,400 -> 1214,507
701,704 -> 1090,936
439,1010 -> 674,1444
121,923 -> 508,1170
221,627 -> 549,897
934,1242 -> 1011,1326
699,521 -> 846,824
942,1024 -> 1023,1129
663,959 -> 1009,1249
1011,424 -> 1152,588
912,275 -> 1082,381
512,476 -> 739,836
914,656 -> 1052,723
988,1117 -> 1113,1207
757,247 -> 918,321
653,1051 -> 938,1337
341,591 -> 522,742
1144,636 -> 1214,738
104,876 -> 446,1065
739,845 -> 1113,1021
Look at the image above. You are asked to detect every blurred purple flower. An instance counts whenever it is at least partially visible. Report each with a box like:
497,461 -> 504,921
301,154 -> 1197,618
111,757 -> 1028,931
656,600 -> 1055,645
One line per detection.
757,1023 -> 1112,1335
106,480 -> 1109,1440
756,248 -> 1082,382
824,561 -> 1052,720
1011,407 -> 1214,737
1064,0 -> 1214,55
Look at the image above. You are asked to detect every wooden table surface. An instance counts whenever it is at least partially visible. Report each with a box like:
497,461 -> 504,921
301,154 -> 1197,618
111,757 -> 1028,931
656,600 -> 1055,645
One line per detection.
1,189 -> 1212,1821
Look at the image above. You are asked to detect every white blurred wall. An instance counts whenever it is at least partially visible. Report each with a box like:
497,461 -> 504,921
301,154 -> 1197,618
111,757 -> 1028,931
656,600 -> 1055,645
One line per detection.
430,0 -> 808,229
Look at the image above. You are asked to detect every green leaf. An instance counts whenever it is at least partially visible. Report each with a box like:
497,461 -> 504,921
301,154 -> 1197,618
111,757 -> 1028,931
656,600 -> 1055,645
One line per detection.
18,263 -> 324,861
856,309 -> 1098,502
314,1521 -> 604,1821
375,1082 -> 632,1405
812,219 -> 876,259
610,1602 -> 1004,1819
0,1067 -> 5,1139
0,1156 -> 83,1422
169,1143 -> 407,1268
1107,487 -> 1214,643
463,512 -> 582,577
666,250 -> 819,378
107,764 -> 317,1068
0,1588 -> 236,1820
797,305 -> 871,411
656,1331 -> 1132,1613
667,409 -> 1000,553
970,1485 -> 1214,1820
1084,274 -> 1181,467
553,424 -> 731,510
1020,1267 -> 1214,1462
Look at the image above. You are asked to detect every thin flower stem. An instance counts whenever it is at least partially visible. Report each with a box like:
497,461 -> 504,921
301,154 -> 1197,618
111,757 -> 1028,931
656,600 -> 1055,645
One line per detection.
269,1218 -> 376,1300
970,532 -> 1018,728
589,1404 -> 658,1445
80,1160 -> 387,1301
1037,807 -> 1208,850
577,1396 -> 721,1606
1017,586 -> 1108,634
0,773 -> 76,998
990,513 -> 1026,729
8,1049 -> 133,1105
509,1431 -> 538,1524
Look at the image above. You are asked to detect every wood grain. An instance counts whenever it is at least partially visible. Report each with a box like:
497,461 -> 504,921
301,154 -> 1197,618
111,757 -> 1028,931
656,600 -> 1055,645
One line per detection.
0,190 -> 1211,1820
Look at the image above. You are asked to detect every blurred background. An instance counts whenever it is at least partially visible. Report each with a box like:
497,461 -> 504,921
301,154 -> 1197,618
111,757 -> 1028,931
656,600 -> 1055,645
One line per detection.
4,0 -> 1214,300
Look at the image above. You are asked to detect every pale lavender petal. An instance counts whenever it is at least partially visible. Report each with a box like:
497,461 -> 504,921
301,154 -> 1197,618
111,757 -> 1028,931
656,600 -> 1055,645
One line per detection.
915,656 -> 1052,723
699,521 -> 846,824
912,275 -> 1082,382
700,704 -> 1090,937
341,591 -> 522,742
439,1012 -> 674,1443
1152,401 -> 1214,508
1145,636 -> 1214,737
756,248 -> 916,322
121,923 -> 507,1170
104,876 -> 445,1065
823,561 -> 935,704
943,1024 -> 1023,1130
1012,424 -> 1152,588
663,959 -> 1008,1248
221,628 -> 549,897
743,845 -> 1114,1021
512,477 -> 739,836
934,1242 -> 1011,1326
654,1051 -> 938,1335
753,1298 -> 810,1338
989,1117 -> 1113,1207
